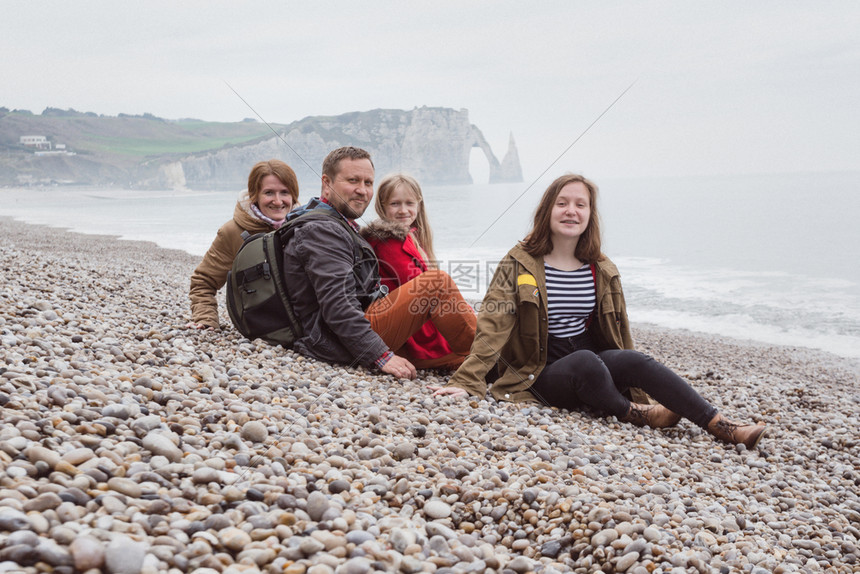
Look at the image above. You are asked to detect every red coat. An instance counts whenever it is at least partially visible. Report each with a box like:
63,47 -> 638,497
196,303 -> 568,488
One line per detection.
361,220 -> 453,361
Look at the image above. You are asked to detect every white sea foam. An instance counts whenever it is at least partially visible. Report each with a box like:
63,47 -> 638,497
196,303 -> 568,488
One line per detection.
630,308 -> 860,359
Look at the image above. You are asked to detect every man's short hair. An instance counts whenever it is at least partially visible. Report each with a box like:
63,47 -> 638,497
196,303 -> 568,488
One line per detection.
322,146 -> 374,180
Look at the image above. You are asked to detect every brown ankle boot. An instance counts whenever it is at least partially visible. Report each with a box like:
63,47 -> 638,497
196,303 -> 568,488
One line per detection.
621,403 -> 682,428
707,413 -> 767,449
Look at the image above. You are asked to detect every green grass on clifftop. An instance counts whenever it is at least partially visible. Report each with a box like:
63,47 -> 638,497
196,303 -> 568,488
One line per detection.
0,112 -> 276,158
82,132 -> 273,156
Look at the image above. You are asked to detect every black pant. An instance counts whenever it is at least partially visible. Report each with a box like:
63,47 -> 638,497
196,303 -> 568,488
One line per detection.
529,332 -> 717,428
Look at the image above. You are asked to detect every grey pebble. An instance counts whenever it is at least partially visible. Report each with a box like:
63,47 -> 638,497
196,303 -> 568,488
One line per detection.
306,490 -> 331,522
393,442 -> 416,460
141,432 -> 182,462
507,556 -> 534,574
192,467 -> 220,484
423,499 -> 452,519
616,551 -> 640,572
345,531 -> 375,545
102,404 -> 130,419
23,492 -> 63,512
105,536 -> 147,574
241,420 -> 268,442
5,531 -> 40,547
591,528 -> 619,547
328,479 -> 350,494
425,521 -> 457,539
36,538 -> 73,567
69,536 -> 105,571
336,557 -> 372,574
300,537 -> 326,555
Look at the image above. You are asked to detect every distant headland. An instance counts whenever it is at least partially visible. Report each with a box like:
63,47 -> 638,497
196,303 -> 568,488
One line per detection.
0,106 -> 522,189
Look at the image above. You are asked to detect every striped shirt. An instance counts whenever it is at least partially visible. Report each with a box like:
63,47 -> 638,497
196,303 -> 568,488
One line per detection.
544,263 -> 595,337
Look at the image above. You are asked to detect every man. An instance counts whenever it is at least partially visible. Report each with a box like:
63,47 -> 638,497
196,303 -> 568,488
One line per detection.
283,146 -> 476,379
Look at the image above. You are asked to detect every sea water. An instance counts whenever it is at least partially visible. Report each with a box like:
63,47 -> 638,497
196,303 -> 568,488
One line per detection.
2,171 -> 859,360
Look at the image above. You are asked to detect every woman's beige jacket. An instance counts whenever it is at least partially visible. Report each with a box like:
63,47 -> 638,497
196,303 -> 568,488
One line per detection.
189,192 -> 272,328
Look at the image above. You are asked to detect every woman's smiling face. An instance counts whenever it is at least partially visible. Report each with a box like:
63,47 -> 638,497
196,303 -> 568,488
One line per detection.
257,174 -> 294,220
549,181 -> 591,242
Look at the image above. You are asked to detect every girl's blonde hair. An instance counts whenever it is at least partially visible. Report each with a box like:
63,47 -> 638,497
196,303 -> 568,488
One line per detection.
375,173 -> 437,266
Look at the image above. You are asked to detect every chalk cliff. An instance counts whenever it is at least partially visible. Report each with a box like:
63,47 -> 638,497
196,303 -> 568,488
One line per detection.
0,106 -> 522,188
172,107 -> 523,189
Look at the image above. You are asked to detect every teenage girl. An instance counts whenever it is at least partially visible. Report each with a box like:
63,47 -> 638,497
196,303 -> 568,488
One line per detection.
434,173 -> 767,449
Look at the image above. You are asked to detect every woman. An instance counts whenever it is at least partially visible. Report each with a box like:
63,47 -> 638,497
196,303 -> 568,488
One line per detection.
187,159 -> 299,329
361,173 -> 461,368
434,174 -> 767,449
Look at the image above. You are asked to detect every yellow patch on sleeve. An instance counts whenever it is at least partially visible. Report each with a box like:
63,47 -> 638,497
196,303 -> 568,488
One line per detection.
517,274 -> 537,287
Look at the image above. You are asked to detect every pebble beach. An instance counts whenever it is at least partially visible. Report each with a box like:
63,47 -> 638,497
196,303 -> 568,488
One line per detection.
1,216 -> 859,574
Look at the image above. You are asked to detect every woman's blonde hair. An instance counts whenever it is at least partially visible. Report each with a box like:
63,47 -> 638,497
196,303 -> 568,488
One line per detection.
375,173 -> 437,266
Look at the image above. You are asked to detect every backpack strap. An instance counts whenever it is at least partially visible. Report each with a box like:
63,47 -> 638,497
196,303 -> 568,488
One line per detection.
235,260 -> 271,291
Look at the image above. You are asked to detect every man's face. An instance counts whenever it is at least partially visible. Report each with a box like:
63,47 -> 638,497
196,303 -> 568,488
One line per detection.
321,158 -> 375,219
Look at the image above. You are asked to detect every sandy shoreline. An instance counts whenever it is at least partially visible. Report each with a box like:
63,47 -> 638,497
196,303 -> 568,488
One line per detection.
1,216 -> 859,573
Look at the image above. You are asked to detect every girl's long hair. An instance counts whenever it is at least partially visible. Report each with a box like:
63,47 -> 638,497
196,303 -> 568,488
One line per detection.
522,173 -> 604,263
375,173 -> 437,266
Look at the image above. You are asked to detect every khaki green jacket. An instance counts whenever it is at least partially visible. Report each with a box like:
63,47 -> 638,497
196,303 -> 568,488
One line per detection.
189,192 -> 272,328
447,243 -> 649,404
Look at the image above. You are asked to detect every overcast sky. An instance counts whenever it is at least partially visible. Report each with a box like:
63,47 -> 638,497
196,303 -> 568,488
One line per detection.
3,1 -> 859,181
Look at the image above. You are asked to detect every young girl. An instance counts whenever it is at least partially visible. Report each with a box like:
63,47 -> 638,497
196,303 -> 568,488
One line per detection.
434,173 -> 767,449
362,174 -> 461,368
